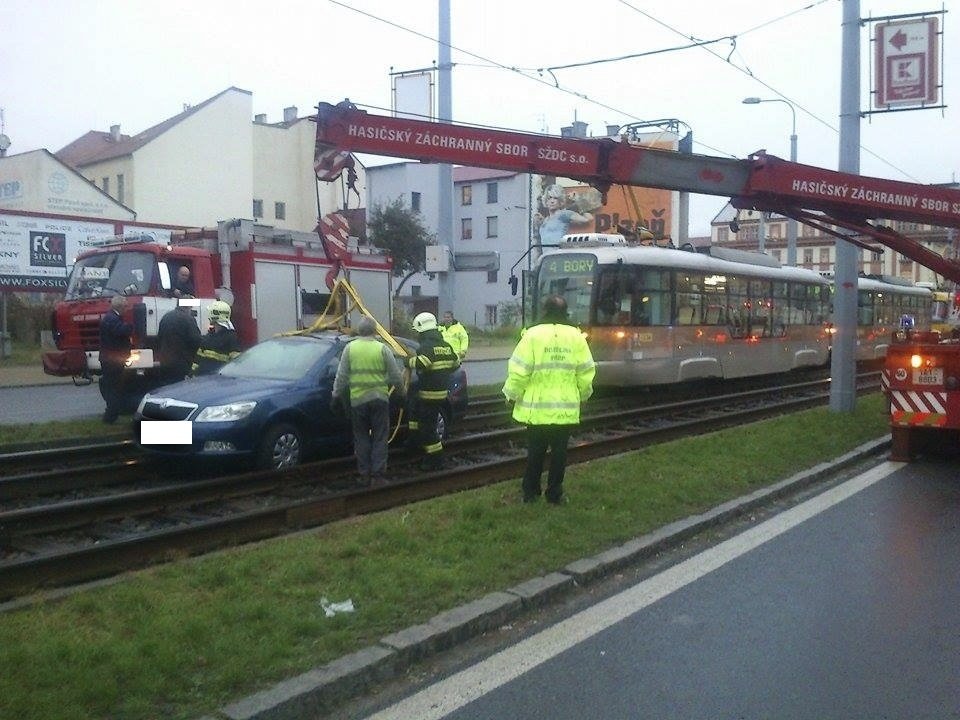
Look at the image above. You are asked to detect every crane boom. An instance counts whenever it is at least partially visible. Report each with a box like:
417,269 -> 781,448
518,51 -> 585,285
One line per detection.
314,100 -> 960,283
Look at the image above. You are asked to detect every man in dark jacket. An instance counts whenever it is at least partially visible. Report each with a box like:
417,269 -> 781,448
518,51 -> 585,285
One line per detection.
98,294 -> 133,424
408,311 -> 460,470
157,298 -> 202,384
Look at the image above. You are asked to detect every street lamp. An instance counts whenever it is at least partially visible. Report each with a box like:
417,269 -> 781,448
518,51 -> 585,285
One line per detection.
742,97 -> 798,266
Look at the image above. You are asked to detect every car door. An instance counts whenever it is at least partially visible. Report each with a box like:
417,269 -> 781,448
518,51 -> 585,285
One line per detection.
309,345 -> 353,453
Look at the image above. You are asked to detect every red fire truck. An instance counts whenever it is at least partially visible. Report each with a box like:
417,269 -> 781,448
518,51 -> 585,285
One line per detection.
42,214 -> 393,392
312,99 -> 960,461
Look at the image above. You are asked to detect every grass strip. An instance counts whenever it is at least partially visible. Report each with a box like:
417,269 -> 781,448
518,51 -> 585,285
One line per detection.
0,394 -> 889,720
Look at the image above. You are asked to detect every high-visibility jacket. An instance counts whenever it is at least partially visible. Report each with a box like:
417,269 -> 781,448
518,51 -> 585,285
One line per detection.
408,329 -> 459,402
333,337 -> 404,406
441,321 -> 469,359
502,322 -> 595,425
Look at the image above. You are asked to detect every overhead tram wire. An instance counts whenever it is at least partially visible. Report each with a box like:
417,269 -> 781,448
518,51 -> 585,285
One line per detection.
613,0 -> 924,183
328,0 -> 740,159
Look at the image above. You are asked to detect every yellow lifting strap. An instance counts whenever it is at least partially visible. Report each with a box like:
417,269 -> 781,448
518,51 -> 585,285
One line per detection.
284,278 -> 411,359
282,278 -> 414,443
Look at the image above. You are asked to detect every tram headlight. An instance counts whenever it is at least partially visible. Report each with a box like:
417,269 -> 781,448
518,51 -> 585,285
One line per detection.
910,354 -> 923,369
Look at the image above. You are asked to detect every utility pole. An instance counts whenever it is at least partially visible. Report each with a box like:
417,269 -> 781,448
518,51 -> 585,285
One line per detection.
436,0 -> 455,318
830,0 -> 860,412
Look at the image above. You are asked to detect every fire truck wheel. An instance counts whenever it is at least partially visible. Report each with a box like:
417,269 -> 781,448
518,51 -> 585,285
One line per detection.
258,422 -> 303,470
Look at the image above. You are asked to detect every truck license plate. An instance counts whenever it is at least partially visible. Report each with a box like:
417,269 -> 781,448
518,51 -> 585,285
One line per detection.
914,368 -> 943,385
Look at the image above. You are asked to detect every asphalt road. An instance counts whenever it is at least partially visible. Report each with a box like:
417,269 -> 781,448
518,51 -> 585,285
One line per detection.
355,459 -> 960,720
0,382 -> 105,425
0,357 -> 509,426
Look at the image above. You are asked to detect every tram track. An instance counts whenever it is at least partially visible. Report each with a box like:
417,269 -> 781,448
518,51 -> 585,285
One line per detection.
0,373 -> 881,600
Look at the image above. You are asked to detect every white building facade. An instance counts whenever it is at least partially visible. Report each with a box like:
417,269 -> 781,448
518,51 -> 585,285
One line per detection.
366,162 -> 531,328
55,87 -> 359,231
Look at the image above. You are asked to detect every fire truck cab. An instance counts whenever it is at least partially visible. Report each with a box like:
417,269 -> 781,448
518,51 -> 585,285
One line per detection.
42,217 -> 394,397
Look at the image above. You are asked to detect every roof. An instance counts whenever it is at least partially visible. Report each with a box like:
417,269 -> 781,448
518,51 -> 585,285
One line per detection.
0,148 -> 136,216
452,167 -> 517,183
56,87 -> 251,168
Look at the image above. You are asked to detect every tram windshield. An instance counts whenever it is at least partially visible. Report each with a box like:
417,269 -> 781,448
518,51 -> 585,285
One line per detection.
536,253 -> 596,325
64,251 -> 157,300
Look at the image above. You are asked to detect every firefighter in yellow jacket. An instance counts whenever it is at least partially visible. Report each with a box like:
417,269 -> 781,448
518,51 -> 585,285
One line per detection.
502,295 -> 595,504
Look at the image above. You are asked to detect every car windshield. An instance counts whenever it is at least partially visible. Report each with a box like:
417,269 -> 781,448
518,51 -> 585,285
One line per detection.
221,336 -> 336,381
64,251 -> 157,299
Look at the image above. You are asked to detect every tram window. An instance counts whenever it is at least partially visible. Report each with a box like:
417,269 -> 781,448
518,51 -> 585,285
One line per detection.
595,269 -> 626,325
725,276 -> 749,334
632,268 -> 670,326
675,273 -> 703,325
858,290 -> 875,326
749,280 -> 773,336
771,281 -> 789,332
702,274 -> 726,325
789,283 -> 813,324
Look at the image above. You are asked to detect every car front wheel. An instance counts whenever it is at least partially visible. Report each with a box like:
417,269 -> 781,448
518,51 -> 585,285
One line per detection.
435,405 -> 451,440
258,422 -> 303,470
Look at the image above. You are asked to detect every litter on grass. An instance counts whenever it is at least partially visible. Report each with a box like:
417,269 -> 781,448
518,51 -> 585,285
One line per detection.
320,597 -> 355,617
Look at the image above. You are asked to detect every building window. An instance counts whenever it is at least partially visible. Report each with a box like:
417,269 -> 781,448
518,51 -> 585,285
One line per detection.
275,201 -> 286,220
803,249 -> 814,266
802,224 -> 817,237
461,218 -> 472,240
411,285 -> 421,297
716,227 -> 729,243
102,177 -> 110,195
486,216 -> 498,238
818,248 -> 830,267
117,174 -> 124,204
486,182 -> 498,203
772,250 -> 781,262
487,270 -> 498,283
485,304 -> 498,326
461,185 -> 472,206
411,191 -> 421,213
768,223 -> 782,239
253,199 -> 263,218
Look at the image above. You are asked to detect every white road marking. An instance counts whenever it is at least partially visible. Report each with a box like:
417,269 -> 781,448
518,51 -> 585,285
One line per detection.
366,462 -> 902,719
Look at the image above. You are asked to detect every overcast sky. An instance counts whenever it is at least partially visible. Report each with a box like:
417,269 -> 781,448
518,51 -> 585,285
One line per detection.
3,0 -> 956,234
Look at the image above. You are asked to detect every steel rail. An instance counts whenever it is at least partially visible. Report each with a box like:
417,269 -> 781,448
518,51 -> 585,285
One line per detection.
0,379 -> 880,600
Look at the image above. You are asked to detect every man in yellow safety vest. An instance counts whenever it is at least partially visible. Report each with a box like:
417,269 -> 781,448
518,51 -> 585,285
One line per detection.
502,295 -> 595,504
441,311 -> 469,360
332,317 -> 404,485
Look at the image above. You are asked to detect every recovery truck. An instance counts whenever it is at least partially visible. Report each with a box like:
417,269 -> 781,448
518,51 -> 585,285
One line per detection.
42,213 -> 393,395
312,99 -> 960,462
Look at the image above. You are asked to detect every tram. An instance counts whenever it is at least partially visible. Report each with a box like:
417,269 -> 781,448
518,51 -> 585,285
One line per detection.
524,233 -> 931,387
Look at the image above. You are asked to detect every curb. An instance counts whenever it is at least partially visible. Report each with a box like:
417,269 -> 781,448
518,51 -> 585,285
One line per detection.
208,437 -> 891,720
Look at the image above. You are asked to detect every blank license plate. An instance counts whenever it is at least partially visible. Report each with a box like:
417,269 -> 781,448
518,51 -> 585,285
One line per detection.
914,368 -> 943,385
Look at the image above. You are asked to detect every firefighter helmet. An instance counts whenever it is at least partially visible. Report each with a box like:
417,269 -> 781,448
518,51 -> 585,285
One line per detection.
412,311 -> 438,333
209,300 -> 233,328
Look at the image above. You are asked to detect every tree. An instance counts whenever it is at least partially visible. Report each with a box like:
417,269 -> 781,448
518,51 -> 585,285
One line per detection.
366,198 -> 435,296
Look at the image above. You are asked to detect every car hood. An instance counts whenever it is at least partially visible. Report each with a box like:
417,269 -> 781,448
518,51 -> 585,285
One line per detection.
146,374 -> 305,407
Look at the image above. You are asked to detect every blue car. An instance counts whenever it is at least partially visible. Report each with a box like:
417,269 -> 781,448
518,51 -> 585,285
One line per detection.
134,331 -> 468,470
